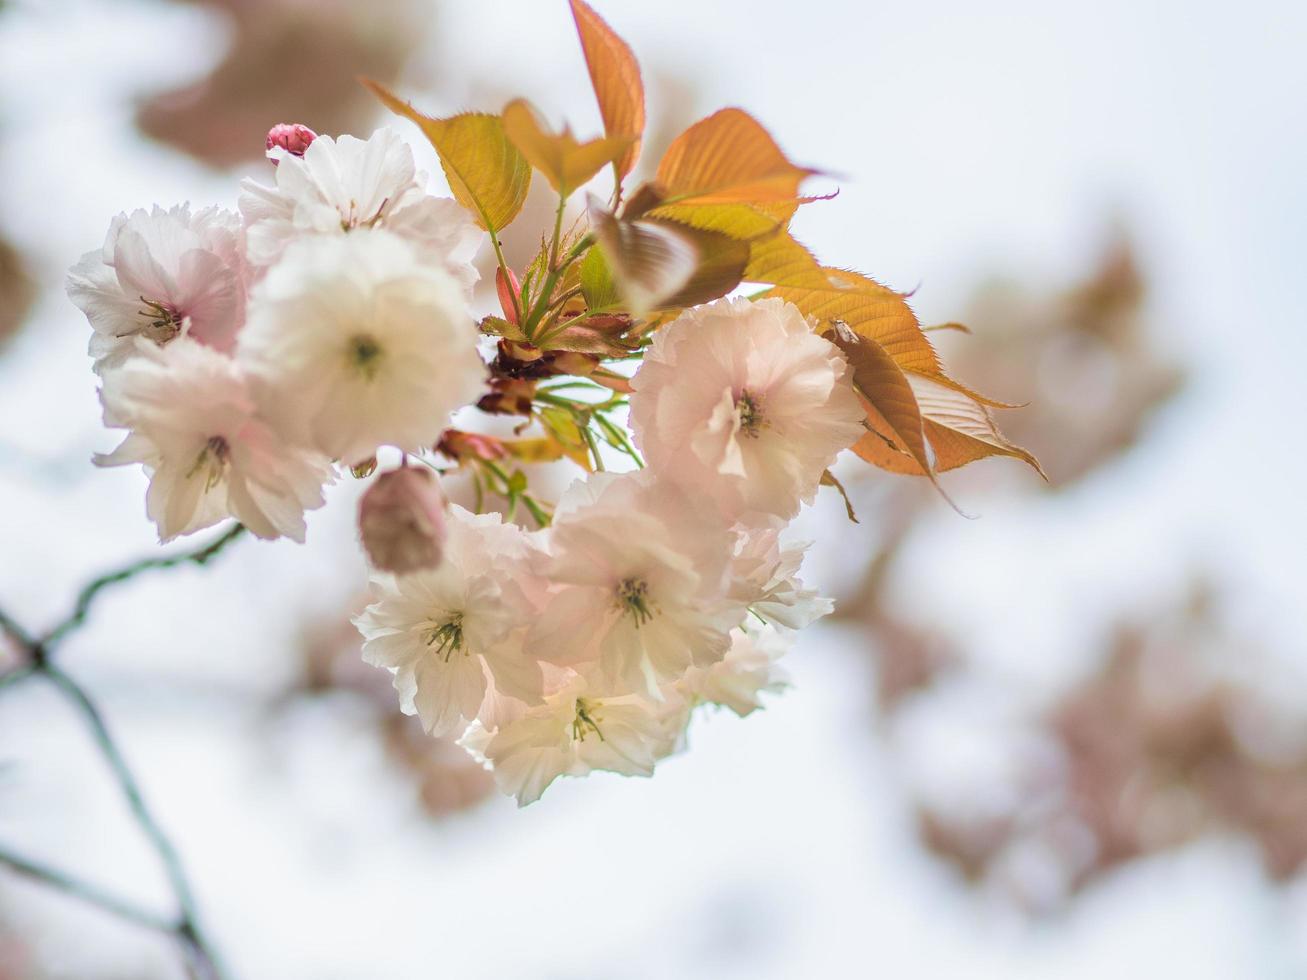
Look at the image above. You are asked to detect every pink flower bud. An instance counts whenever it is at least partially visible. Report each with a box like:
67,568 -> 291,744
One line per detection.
496,267 -> 522,324
358,467 -> 447,573
265,123 -> 317,162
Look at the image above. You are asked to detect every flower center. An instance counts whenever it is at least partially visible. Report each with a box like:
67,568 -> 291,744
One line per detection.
614,578 -> 654,627
348,333 -> 384,380
340,197 -> 391,232
136,296 -> 183,345
735,389 -> 766,438
424,614 -> 464,661
571,698 -> 606,743
185,435 -> 229,491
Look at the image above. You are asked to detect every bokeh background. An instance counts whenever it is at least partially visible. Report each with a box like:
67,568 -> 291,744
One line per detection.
1,0 -> 1305,976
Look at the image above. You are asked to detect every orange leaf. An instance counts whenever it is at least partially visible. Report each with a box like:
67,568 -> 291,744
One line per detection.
654,108 -> 814,205
364,80 -> 530,232
749,232 -> 1023,409
502,99 -> 634,198
627,109 -> 816,241
747,232 -> 941,375
825,322 -> 933,476
570,0 -> 645,182
853,372 -> 1043,477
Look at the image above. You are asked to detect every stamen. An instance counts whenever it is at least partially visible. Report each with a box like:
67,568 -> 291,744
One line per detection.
424,614 -> 464,662
614,578 -> 654,626
571,698 -> 606,743
185,435 -> 230,491
136,296 -> 183,345
735,389 -> 765,437
348,334 -> 383,380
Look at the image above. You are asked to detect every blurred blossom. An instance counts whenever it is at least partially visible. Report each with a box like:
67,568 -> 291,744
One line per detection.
137,0 -> 428,167
914,580 -> 1307,908
0,239 -> 35,352
944,235 -> 1184,488
823,238 -> 1301,913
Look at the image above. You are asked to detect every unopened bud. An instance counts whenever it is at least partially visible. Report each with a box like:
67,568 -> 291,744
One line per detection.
265,123 -> 317,162
358,467 -> 447,574
496,267 -> 522,324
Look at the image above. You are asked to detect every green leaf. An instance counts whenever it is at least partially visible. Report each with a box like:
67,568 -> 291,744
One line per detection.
580,246 -> 619,310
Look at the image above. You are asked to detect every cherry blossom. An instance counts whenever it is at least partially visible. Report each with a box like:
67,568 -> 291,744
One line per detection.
95,338 -> 331,542
239,127 -> 479,290
236,228 -> 485,465
629,296 -> 865,521
355,507 -> 546,737
67,204 -> 246,373
527,471 -> 745,697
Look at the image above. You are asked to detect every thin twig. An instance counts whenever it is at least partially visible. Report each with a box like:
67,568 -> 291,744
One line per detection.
0,607 -> 33,650
0,843 -> 177,934
0,525 -> 247,977
40,523 -> 246,648
38,664 -> 230,980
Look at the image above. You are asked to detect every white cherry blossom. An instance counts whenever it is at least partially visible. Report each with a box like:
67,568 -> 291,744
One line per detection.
355,506 -> 546,737
239,127 -> 479,291
95,338 -> 331,542
67,204 -> 245,373
527,471 -> 745,697
629,296 -> 865,521
462,675 -> 681,806
677,625 -> 791,717
237,229 -> 485,465
730,526 -> 834,630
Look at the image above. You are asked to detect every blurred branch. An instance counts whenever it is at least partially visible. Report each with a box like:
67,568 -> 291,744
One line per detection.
0,843 -> 177,934
0,524 -> 247,978
40,523 -> 247,648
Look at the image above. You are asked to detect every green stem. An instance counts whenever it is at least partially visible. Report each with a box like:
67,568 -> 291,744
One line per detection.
581,427 -> 606,472
549,195 -> 567,268
523,235 -> 594,337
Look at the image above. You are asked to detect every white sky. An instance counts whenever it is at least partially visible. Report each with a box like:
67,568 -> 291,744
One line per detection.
0,0 -> 1305,977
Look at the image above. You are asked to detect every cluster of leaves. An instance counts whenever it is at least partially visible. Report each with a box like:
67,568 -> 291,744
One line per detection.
366,0 -> 1040,510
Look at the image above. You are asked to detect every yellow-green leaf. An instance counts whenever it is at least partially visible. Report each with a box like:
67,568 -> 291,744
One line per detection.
570,0 -> 645,182
502,99 -> 634,198
579,246 -> 619,310
364,80 -> 530,232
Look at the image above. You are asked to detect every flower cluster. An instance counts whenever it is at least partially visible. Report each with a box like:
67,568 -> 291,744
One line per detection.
69,1 -> 1036,805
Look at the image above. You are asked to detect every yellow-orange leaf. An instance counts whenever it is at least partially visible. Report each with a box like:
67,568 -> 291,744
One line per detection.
570,0 -> 645,182
748,232 -> 941,375
825,322 -> 933,476
655,108 -> 814,205
504,435 -> 591,472
750,232 -> 1022,409
502,99 -> 634,198
853,372 -> 1043,477
364,80 -> 530,233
